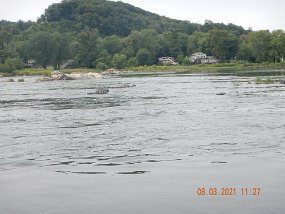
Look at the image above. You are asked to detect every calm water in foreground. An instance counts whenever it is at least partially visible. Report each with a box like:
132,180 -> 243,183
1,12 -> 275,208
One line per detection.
0,72 -> 284,214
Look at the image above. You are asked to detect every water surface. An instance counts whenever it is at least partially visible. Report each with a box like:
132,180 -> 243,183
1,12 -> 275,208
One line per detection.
0,72 -> 284,214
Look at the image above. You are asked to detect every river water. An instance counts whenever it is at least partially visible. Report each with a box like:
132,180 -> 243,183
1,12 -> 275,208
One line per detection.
0,72 -> 284,214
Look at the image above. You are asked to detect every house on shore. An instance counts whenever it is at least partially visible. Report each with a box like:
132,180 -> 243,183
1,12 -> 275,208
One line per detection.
158,57 -> 179,65
25,59 -> 37,68
189,52 -> 219,64
190,52 -> 207,61
61,59 -> 76,69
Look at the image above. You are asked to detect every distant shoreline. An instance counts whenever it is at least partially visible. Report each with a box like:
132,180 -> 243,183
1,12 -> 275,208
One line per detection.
1,62 -> 285,77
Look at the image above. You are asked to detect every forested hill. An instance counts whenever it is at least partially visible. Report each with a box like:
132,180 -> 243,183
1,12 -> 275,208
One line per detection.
38,0 -> 246,36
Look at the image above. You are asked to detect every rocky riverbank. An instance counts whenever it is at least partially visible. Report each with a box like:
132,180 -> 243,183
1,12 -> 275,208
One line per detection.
39,71 -> 102,81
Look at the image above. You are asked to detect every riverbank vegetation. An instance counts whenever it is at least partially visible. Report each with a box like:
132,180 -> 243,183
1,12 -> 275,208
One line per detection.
127,61 -> 285,73
1,62 -> 284,77
255,76 -> 285,84
1,0 -> 285,75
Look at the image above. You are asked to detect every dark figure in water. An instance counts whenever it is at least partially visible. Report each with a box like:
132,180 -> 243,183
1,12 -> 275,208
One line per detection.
216,93 -> 226,96
95,86 -> 109,94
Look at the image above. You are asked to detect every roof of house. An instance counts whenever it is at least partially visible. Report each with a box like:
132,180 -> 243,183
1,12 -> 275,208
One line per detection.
191,52 -> 206,56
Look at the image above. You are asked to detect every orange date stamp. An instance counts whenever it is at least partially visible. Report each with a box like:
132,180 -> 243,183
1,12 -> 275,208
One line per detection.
196,187 -> 261,197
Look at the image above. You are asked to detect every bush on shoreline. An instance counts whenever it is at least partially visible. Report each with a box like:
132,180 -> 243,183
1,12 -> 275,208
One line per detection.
0,58 -> 24,73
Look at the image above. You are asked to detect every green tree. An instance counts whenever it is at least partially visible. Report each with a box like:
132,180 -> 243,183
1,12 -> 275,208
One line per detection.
247,30 -> 272,63
0,39 -> 23,64
75,29 -> 100,68
0,29 -> 17,63
158,31 -> 189,57
127,57 -> 138,67
53,32 -> 72,69
187,32 -> 209,54
95,50 -> 112,68
26,31 -> 57,68
102,35 -> 123,55
271,30 -> 285,62
0,58 -> 24,73
136,48 -> 153,66
96,62 -> 108,71
127,29 -> 159,56
237,35 -> 255,62
112,54 -> 127,69
206,29 -> 239,60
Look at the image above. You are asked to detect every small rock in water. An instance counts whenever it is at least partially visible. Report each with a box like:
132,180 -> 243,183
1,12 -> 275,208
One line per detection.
57,73 -> 75,80
216,93 -> 226,96
8,79 -> 14,82
39,76 -> 53,82
109,84 -> 136,89
95,86 -> 109,94
101,69 -> 120,75
51,71 -> 75,80
18,79 -> 24,82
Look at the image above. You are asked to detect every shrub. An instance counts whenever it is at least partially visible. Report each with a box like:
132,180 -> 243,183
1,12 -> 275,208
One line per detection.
96,62 -> 108,71
0,58 -> 24,73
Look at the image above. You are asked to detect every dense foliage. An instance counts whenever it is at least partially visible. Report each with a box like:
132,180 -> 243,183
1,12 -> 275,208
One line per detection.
0,0 -> 285,72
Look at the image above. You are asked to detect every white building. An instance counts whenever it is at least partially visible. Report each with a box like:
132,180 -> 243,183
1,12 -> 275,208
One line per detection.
189,52 -> 219,64
25,59 -> 37,68
190,52 -> 207,62
158,57 -> 179,65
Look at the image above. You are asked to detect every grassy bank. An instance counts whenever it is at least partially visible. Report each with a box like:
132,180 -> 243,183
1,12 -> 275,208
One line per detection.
1,62 -> 285,77
127,62 -> 285,73
0,68 -> 53,77
0,68 -> 99,77
12,68 -> 53,76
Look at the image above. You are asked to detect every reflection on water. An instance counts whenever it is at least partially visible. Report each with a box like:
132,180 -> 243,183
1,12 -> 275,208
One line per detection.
0,73 -> 284,214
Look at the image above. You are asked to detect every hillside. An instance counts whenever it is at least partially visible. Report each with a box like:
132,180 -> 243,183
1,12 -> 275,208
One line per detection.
38,0 -> 246,36
1,0 -> 285,73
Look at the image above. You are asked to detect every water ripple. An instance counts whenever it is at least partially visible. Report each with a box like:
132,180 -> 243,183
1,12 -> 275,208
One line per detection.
0,74 -> 284,173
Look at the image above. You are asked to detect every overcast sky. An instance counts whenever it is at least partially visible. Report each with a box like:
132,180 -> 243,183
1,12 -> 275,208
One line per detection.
0,0 -> 284,31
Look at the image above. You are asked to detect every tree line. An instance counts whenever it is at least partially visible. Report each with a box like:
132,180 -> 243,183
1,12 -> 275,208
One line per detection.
1,0 -> 285,73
